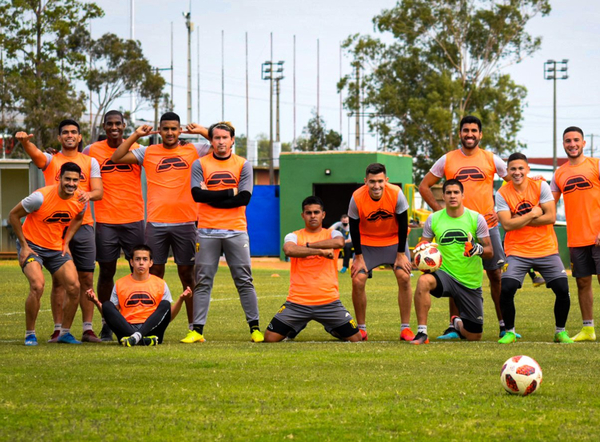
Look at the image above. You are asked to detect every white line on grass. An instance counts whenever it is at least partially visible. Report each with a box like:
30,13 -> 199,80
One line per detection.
2,308 -> 51,316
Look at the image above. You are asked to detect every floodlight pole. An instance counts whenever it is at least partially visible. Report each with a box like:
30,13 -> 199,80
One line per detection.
261,55 -> 284,184
544,59 -> 568,171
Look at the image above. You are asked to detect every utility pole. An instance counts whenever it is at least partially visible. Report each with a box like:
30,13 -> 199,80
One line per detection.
544,59 -> 569,171
130,0 -> 136,124
221,30 -> 225,121
587,133 -> 599,157
355,65 -> 360,150
261,33 -> 275,184
316,38 -> 320,123
183,6 -> 193,124
245,32 -> 249,149
171,22 -> 174,108
197,28 -> 200,122
293,35 -> 296,150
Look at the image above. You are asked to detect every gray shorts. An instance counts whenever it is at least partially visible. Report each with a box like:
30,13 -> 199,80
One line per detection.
16,240 -> 72,275
96,221 -> 145,262
432,270 -> 484,325
483,226 -> 505,271
70,224 -> 96,272
362,244 -> 400,271
502,254 -> 567,287
272,300 -> 356,333
569,245 -> 600,278
146,223 -> 196,265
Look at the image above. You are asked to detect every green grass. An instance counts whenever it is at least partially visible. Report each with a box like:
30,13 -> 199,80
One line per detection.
1,259 -> 599,441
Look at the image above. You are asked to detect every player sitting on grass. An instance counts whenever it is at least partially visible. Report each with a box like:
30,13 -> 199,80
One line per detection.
86,245 -> 192,346
264,196 -> 362,342
412,179 -> 493,344
497,153 -> 572,344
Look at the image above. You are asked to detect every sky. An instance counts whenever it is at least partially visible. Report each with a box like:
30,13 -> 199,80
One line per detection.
86,0 -> 600,158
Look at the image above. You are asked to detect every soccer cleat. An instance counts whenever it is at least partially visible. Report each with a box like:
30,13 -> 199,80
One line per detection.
57,333 -> 82,344
498,331 -> 517,344
410,332 -> 429,345
571,326 -> 596,342
499,329 -> 522,339
250,329 -> 265,343
141,336 -> 159,346
120,336 -> 138,347
339,267 -> 348,274
81,330 -> 102,343
554,331 -> 574,344
100,324 -> 114,342
180,329 -> 205,344
399,328 -> 415,341
532,276 -> 545,287
437,326 -> 460,340
25,334 -> 38,346
359,329 -> 368,341
47,330 -> 60,343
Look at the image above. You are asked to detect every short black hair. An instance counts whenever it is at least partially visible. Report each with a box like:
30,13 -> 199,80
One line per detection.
103,110 -> 124,124
60,161 -> 82,177
208,122 -> 235,139
58,119 -> 80,134
563,126 -> 584,138
459,115 -> 482,131
160,112 -> 180,124
302,196 -> 324,211
131,244 -> 153,260
443,178 -> 464,193
507,152 -> 528,165
365,163 -> 386,177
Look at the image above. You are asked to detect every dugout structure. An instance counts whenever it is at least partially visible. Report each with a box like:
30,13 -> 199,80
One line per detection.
279,151 -> 413,260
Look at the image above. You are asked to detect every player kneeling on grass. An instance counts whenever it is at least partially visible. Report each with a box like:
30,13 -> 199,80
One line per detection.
86,245 -> 192,346
412,179 -> 493,344
497,153 -> 572,344
264,196 -> 362,342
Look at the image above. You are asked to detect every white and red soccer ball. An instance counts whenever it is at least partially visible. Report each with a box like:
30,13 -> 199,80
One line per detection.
414,244 -> 442,273
500,355 -> 543,396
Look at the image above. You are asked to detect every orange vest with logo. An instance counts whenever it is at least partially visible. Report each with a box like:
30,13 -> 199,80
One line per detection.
22,185 -> 86,250
42,152 -> 95,226
498,179 -> 558,258
88,140 -> 144,224
287,228 -> 340,306
115,274 -> 166,324
353,182 -> 400,247
142,143 -> 199,223
444,148 -> 498,228
554,157 -> 600,247
197,153 -> 247,231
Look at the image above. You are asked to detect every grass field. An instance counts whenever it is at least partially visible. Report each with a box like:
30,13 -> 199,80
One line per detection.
1,258 -> 599,441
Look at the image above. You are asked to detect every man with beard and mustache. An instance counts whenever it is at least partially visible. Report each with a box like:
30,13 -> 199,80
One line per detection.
16,120 -> 104,343
111,112 -> 210,342
82,110 -> 145,341
551,127 -> 600,342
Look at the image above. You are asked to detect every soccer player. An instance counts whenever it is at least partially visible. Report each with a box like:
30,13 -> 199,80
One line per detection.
16,120 -> 103,343
348,162 -> 414,341
497,153 -> 572,344
186,122 -> 263,343
9,162 -> 87,345
551,126 -> 600,341
83,110 -> 145,341
330,214 -> 353,273
86,245 -> 193,346
111,112 -> 210,340
419,115 -> 508,339
412,179 -> 492,344
264,196 -> 361,342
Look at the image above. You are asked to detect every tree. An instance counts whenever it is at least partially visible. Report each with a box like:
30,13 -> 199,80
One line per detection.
86,33 -> 167,140
338,0 -> 550,181
296,111 -> 342,152
0,0 -> 103,149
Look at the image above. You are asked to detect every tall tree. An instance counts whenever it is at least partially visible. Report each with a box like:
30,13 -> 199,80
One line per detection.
296,111 -> 343,152
339,0 -> 550,181
0,0 -> 103,149
86,33 -> 167,140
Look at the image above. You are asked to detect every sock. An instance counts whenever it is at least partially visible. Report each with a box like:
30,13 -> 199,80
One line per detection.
248,320 -> 260,332
131,332 -> 142,344
358,324 -> 367,331
583,320 -> 594,327
506,327 -> 516,333
188,323 -> 194,331
101,318 -> 106,325
400,323 -> 410,331
499,320 -> 506,328
25,330 -> 35,337
193,324 -> 204,335
555,327 -> 566,333
417,325 -> 427,334
452,316 -> 463,330
54,324 -> 61,331
60,328 -> 70,336
82,322 -> 93,332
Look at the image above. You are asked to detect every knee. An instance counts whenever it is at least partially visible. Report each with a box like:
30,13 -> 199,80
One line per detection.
500,278 -> 520,300
352,274 -> 367,288
65,280 -> 80,298
548,278 -> 570,299
263,330 -> 283,343
29,280 -> 45,297
98,262 -> 116,280
466,333 -> 482,341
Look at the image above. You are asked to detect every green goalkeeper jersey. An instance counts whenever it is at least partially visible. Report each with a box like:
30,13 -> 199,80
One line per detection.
430,208 -> 483,289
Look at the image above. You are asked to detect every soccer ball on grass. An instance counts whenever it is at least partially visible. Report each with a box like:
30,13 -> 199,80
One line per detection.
500,355 -> 543,396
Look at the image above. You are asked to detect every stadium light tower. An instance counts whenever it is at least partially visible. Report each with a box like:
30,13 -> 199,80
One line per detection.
544,59 -> 569,171
261,58 -> 284,184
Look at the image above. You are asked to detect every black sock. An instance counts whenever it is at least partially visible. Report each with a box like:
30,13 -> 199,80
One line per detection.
248,320 -> 260,332
549,278 -> 570,328
193,324 -> 204,335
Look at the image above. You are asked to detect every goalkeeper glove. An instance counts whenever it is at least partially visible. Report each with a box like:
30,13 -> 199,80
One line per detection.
463,233 -> 483,257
